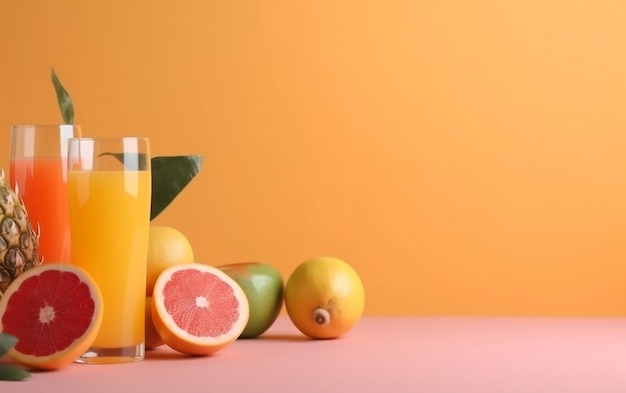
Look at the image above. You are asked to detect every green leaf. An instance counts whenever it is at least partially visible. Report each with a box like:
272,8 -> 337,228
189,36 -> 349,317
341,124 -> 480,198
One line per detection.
0,334 -> 30,381
50,70 -> 204,220
151,155 -> 203,220
98,152 -> 148,171
0,365 -> 30,381
50,68 -> 74,124
0,333 -> 17,356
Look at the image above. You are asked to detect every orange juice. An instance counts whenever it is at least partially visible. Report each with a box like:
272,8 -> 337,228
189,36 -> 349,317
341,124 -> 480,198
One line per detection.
68,170 -> 151,348
10,157 -> 71,263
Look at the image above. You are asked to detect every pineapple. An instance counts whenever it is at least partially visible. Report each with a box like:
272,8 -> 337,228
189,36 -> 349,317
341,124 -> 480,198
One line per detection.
0,170 -> 40,297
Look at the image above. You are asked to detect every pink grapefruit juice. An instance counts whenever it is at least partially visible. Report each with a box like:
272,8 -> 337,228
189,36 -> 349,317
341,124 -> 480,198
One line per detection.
68,170 -> 150,348
9,157 -> 71,263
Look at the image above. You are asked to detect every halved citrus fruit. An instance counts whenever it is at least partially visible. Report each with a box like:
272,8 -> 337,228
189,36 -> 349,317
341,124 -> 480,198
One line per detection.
151,263 -> 249,355
0,263 -> 103,370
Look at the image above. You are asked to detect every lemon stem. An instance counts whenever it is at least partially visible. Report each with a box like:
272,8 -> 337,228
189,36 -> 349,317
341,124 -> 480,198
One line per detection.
312,307 -> 331,326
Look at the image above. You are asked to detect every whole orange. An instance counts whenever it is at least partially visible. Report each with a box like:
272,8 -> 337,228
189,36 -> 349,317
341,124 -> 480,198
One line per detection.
284,256 -> 365,339
146,226 -> 195,296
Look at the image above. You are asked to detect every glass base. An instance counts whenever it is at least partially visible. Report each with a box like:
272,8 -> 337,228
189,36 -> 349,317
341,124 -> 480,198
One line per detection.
75,344 -> 145,364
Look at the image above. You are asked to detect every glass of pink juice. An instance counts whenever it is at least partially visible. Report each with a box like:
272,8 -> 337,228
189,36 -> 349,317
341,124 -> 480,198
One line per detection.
67,137 -> 151,364
9,124 -> 81,263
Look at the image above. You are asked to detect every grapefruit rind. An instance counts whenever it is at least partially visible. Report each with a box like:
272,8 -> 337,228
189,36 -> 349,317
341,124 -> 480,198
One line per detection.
151,263 -> 249,355
0,263 -> 103,370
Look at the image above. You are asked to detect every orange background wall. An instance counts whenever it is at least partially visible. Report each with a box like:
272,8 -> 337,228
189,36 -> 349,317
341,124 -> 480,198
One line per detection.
1,1 -> 626,316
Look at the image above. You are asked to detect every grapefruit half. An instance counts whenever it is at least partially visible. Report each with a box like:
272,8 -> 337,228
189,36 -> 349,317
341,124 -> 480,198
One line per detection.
0,263 -> 103,370
151,263 -> 249,355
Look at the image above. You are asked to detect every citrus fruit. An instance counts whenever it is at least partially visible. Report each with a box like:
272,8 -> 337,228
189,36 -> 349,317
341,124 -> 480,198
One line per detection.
0,263 -> 103,370
218,262 -> 284,338
145,296 -> 164,349
285,256 -> 365,339
146,226 -> 195,296
151,263 -> 249,355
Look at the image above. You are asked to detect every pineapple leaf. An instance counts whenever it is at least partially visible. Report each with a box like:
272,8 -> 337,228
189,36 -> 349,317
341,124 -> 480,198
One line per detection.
0,365 -> 30,381
151,155 -> 203,220
51,68 -> 74,124
0,333 -> 17,356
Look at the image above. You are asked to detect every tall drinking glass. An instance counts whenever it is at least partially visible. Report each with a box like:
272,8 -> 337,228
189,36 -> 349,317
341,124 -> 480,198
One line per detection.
10,124 -> 80,263
67,137 -> 151,363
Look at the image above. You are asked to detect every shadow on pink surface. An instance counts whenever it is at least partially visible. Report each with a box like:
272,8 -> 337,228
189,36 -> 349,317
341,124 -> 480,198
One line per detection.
3,316 -> 626,392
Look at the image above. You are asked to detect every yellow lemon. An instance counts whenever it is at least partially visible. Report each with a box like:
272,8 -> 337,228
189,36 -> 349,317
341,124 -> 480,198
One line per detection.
146,226 -> 195,296
284,256 -> 365,339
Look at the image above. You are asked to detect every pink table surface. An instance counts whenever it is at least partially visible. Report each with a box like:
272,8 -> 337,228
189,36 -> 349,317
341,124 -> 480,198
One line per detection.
2,316 -> 626,392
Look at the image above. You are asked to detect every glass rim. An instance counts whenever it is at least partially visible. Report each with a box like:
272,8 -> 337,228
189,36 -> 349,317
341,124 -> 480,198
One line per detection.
68,136 -> 149,141
11,124 -> 79,128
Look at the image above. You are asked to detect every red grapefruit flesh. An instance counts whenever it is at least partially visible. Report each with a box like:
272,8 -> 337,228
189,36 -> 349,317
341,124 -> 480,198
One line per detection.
0,263 -> 103,370
151,263 -> 249,355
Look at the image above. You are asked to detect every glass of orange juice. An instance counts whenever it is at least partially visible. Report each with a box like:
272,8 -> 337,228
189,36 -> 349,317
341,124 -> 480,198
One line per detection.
67,137 -> 151,363
10,124 -> 81,263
